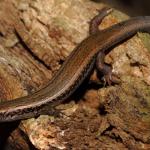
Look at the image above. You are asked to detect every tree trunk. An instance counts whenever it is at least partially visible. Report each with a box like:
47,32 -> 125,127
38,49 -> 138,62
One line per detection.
0,0 -> 150,149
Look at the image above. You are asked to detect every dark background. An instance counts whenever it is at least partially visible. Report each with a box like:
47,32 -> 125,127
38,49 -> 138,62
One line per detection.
93,0 -> 150,16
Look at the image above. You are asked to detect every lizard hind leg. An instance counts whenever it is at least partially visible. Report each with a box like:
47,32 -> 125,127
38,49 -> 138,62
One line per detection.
89,7 -> 113,35
96,51 -> 120,86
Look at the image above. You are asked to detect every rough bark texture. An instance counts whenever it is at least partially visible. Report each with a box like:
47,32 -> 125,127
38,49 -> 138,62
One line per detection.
0,0 -> 150,149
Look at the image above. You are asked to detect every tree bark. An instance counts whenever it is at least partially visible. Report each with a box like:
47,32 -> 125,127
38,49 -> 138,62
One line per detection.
0,0 -> 150,149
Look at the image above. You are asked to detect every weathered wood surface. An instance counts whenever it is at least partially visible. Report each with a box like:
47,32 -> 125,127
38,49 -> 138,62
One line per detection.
0,0 -> 150,149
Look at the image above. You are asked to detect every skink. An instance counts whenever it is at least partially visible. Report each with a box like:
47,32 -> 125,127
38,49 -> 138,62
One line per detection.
0,8 -> 150,122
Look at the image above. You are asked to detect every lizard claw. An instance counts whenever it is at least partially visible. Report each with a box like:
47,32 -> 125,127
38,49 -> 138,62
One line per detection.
102,72 -> 120,86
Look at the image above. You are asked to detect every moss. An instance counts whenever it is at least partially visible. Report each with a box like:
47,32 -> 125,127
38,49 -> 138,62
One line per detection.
138,32 -> 150,52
